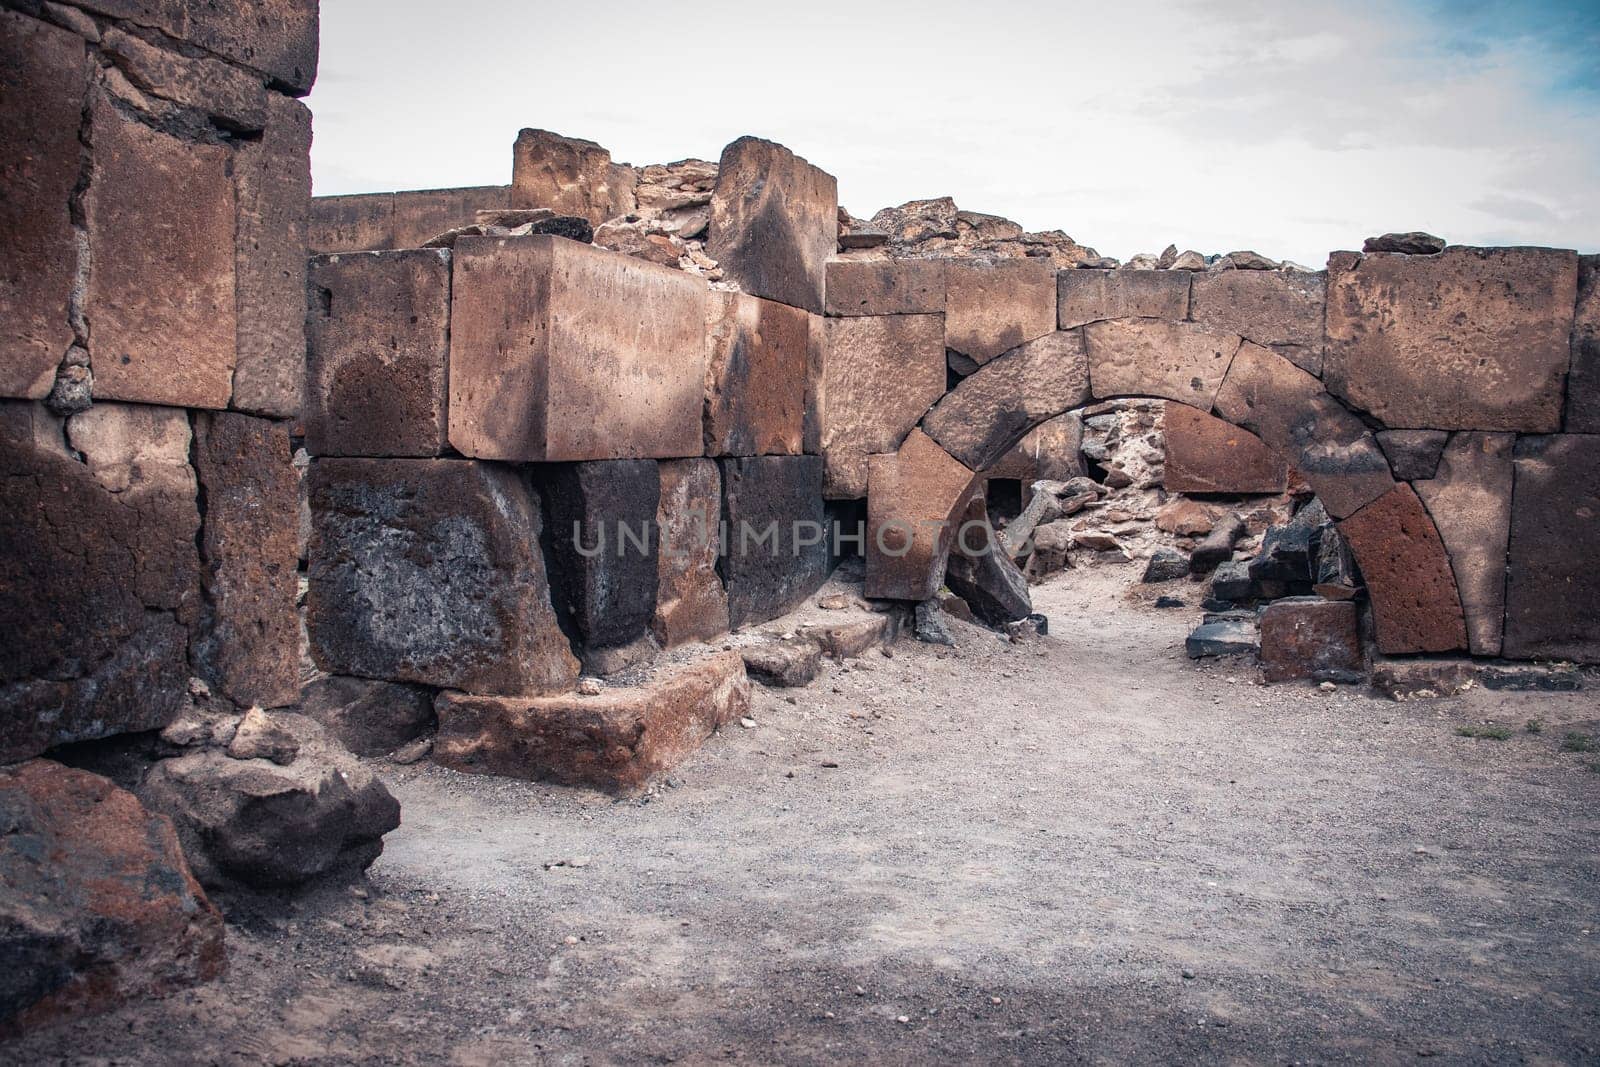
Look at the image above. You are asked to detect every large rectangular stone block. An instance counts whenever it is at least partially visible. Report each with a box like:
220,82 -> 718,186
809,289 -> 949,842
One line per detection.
0,12 -> 87,401
718,455 -> 830,628
307,458 -> 580,695
1057,269 -> 1189,330
510,128 -> 637,225
536,460 -> 661,665
85,92 -> 237,410
708,137 -> 837,313
1163,402 -> 1288,494
190,413 -> 300,708
825,259 -> 946,316
1502,434 -> 1600,663
231,95 -> 312,418
308,185 -> 514,254
814,314 -> 946,498
69,0 -> 319,94
1259,597 -> 1361,683
306,249 -> 451,457
654,459 -> 730,648
448,236 -> 707,462
1189,270 -> 1325,374
945,259 -> 1057,364
1325,247 -> 1577,431
1084,318 -> 1239,410
1414,433 -> 1514,657
1,401 -> 196,763
100,26 -> 268,131
865,430 -> 979,602
433,651 -> 750,793
1568,255 -> 1600,433
704,292 -> 807,456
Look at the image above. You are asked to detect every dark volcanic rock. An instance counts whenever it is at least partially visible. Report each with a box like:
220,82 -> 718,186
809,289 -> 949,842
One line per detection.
1189,514 -> 1247,574
1362,231 -> 1446,255
300,675 -> 436,757
1185,619 -> 1258,658
1376,429 -> 1449,481
1142,547 -> 1191,583
1502,434 -> 1600,662
718,455 -> 830,628
1259,596 -> 1362,683
708,137 -> 837,314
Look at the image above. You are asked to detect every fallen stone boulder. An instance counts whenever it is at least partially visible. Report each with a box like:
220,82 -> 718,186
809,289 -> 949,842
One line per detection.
1362,231 -> 1445,255
740,639 -> 823,688
1248,500 -> 1328,584
1370,657 -> 1476,701
1142,547 -> 1190,583
1259,597 -> 1362,683
913,600 -> 957,646
1189,513 -> 1247,573
300,674 -> 436,758
1185,618 -> 1259,658
804,613 -> 903,659
0,759 -> 224,1039
434,651 -> 751,793
139,711 -> 401,893
944,498 -> 1032,625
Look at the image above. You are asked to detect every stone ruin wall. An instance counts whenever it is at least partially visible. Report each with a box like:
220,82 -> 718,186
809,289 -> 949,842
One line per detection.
2,0 -> 1599,1035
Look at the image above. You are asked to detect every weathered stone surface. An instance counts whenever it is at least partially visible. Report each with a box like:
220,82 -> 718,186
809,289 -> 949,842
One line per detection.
0,760 -> 224,1039
708,137 -> 837,313
1338,484 -> 1468,654
824,259 -> 945,316
1185,619 -> 1258,658
1376,429 -> 1449,481
865,430 -> 978,601
1056,269 -> 1189,329
1370,657 -> 1475,701
1214,342 -> 1395,519
718,455 -> 830,628
86,92 -> 237,410
1325,247 -> 1578,431
140,712 -> 400,891
1189,513 -> 1246,573
1,13 -> 87,401
448,236 -> 707,462
433,651 -> 750,793
100,26 -> 267,130
922,330 -> 1091,471
1363,232 -> 1445,255
309,185 -> 514,254
308,458 -> 579,695
1000,477 -> 1101,557
1142,547 -> 1190,583
1162,402 -> 1287,494
1189,270 -> 1326,374
740,638 -> 822,688
1502,434 -> 1600,662
1414,433 -> 1514,656
1249,500 -> 1327,584
654,459 -> 729,648
510,128 -> 637,226
805,613 -> 902,659
306,249 -> 451,457
814,314 -> 945,498
945,259 -> 1057,364
300,675 -> 435,758
74,0 -> 319,93
537,460 -> 660,660
944,500 -> 1031,625
704,292 -> 807,456
1084,318 -> 1240,409
232,94 -> 311,417
1,402 -> 196,763
1568,255 -> 1600,434
191,413 -> 299,708
1259,597 -> 1362,683
1208,559 -> 1254,602
1313,524 -> 1359,601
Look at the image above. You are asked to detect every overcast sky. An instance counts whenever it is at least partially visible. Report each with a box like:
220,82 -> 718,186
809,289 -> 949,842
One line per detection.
307,0 -> 1600,266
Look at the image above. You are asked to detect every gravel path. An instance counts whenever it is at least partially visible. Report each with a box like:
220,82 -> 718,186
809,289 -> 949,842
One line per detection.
15,564 -> 1600,1065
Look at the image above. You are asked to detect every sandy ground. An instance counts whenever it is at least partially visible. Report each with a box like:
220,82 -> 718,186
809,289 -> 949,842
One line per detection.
12,564 -> 1600,1066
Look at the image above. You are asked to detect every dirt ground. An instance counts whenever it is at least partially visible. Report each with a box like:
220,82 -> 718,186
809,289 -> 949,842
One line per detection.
13,564 -> 1600,1066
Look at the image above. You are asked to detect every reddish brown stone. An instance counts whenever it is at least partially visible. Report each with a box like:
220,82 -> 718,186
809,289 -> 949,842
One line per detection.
1162,402 -> 1288,494
1084,318 -> 1240,409
865,430 -> 979,601
1375,429 -> 1449,481
191,413 -> 300,708
814,314 -> 946,498
1214,342 -> 1395,519
100,27 -> 268,131
1189,269 -> 1325,374
308,458 -> 580,695
1414,433 -> 1514,656
1259,597 -> 1361,683
1325,247 -> 1578,431
704,292 -> 807,456
71,0 -> 319,93
922,330 -> 1091,470
945,259 -> 1057,364
708,137 -> 837,313
306,249 -> 451,457
1337,484 -> 1467,654
1502,434 -> 1600,663
448,236 -> 707,462
1568,255 -> 1600,434
85,92 -> 237,410
232,94 -> 311,418
510,128 -> 637,226
433,651 -> 751,793
1057,269 -> 1190,329
1,13 -> 87,400
824,259 -> 945,316
308,185 -> 514,254
0,760 -> 224,1039
654,459 -> 729,648
1,402 -> 197,763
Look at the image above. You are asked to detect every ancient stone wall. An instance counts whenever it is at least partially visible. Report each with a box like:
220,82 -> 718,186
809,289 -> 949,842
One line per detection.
308,184 -> 513,253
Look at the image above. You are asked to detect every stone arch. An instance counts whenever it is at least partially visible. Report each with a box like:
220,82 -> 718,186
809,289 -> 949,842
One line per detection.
864,318 -> 1470,656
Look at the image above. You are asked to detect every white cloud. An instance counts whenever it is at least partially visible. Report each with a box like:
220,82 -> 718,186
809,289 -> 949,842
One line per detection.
307,0 -> 1600,265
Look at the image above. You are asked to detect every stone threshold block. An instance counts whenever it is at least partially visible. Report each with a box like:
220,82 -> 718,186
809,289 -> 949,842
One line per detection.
448,235 -> 707,462
433,650 -> 751,793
